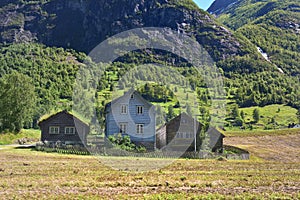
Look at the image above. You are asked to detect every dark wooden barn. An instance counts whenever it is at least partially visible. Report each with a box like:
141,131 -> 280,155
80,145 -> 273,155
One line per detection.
156,113 -> 224,152
38,110 -> 89,145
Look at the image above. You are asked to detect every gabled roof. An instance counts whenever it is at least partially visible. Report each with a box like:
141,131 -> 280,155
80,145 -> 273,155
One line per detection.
157,112 -> 225,137
38,110 -> 89,127
167,112 -> 203,126
105,89 -> 154,111
207,126 -> 225,138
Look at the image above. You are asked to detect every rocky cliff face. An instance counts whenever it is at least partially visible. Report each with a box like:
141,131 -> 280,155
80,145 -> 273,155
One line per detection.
0,0 -> 251,61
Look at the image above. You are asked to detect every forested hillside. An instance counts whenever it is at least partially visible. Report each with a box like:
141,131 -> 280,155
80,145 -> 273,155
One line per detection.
209,0 -> 300,76
0,43 -> 86,131
0,0 -> 299,133
208,0 -> 300,129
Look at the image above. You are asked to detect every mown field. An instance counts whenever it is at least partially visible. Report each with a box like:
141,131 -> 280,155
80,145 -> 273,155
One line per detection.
0,129 -> 300,199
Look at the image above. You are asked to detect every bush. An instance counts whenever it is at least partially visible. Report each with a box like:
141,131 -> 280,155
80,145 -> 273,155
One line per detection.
108,134 -> 147,153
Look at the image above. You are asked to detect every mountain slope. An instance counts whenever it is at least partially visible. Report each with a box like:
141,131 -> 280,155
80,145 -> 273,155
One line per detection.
0,0 -> 261,64
208,0 -> 300,76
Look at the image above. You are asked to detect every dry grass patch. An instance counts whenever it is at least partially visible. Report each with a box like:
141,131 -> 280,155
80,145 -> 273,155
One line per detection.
0,147 -> 299,199
224,130 -> 300,162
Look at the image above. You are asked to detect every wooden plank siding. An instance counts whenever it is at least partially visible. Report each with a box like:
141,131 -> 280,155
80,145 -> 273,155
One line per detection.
156,113 -> 225,152
105,90 -> 156,150
38,110 -> 89,145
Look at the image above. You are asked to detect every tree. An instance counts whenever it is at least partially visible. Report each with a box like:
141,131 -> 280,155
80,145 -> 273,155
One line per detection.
240,110 -> 245,120
0,72 -> 36,132
253,108 -> 260,123
166,105 -> 175,122
232,105 -> 240,118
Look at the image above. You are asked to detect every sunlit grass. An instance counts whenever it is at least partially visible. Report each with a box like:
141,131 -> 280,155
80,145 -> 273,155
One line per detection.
0,146 -> 299,199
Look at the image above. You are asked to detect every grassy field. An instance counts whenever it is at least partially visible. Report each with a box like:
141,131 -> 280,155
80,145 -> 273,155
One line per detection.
0,129 -> 299,199
226,104 -> 298,131
240,104 -> 298,126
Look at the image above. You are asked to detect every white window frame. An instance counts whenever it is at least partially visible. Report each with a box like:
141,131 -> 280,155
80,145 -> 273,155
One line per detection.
49,126 -> 60,135
65,127 -> 75,135
136,105 -> 144,115
136,124 -> 144,134
120,104 -> 128,114
119,123 -> 127,134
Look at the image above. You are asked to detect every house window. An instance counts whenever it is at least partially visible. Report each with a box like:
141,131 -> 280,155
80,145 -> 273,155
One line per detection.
137,106 -> 144,115
49,126 -> 60,134
119,123 -> 127,134
65,127 -> 75,135
130,94 -> 134,99
187,133 -> 193,138
176,132 -> 194,138
176,132 -> 182,138
136,124 -> 144,134
120,104 -> 128,114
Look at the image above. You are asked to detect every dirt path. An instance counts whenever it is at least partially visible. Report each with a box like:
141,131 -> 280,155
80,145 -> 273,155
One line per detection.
224,133 -> 300,162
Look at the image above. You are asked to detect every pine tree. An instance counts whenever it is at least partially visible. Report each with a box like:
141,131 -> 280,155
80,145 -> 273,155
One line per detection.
253,108 -> 260,123
232,105 -> 240,118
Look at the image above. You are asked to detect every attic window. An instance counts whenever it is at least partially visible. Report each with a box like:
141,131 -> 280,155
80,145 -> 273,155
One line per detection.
49,126 -> 60,134
130,94 -> 134,99
121,104 -> 128,114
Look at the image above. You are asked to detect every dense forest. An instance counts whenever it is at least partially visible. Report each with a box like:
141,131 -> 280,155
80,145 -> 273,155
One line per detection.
0,41 -> 299,133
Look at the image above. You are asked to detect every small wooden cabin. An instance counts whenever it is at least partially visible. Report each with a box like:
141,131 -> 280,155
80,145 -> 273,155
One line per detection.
156,113 -> 224,152
38,110 -> 89,145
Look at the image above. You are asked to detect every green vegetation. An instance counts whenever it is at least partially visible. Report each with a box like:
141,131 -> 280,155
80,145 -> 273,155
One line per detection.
0,72 -> 36,132
0,42 -> 299,134
0,129 -> 40,145
0,43 -> 85,130
0,0 -> 299,136
168,0 -> 203,12
215,0 -> 300,76
108,134 -> 146,153
253,108 -> 260,123
226,104 -> 298,131
225,71 -> 300,109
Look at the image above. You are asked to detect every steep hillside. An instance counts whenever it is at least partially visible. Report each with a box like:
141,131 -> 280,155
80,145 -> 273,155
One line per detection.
0,43 -> 86,123
208,0 -> 300,76
0,0 -> 261,65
